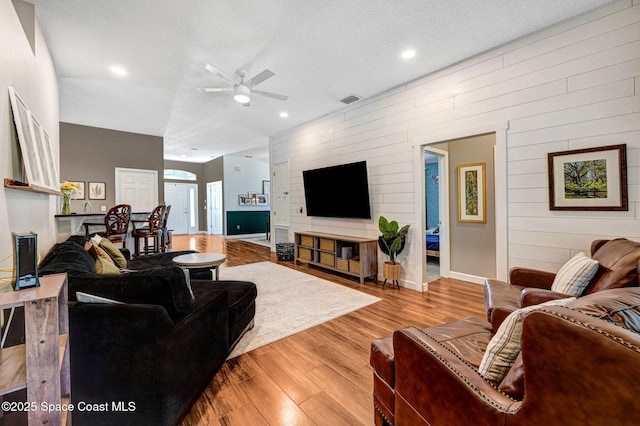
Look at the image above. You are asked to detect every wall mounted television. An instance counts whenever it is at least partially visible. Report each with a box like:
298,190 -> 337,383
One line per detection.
302,160 -> 372,219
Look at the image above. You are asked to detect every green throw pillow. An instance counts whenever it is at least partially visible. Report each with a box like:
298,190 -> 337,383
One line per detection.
95,257 -> 122,275
99,238 -> 128,268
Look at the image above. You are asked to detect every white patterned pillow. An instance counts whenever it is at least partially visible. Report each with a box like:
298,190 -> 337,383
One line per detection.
550,252 -> 599,296
479,297 -> 576,382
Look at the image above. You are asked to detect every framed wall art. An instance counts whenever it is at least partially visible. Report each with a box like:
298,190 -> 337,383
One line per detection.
458,162 -> 486,223
70,181 -> 85,199
548,144 -> 627,211
88,182 -> 106,200
8,87 -> 59,191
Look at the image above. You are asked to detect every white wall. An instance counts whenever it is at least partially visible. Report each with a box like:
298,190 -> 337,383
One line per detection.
222,155 -> 270,228
0,0 -> 59,282
271,0 -> 640,290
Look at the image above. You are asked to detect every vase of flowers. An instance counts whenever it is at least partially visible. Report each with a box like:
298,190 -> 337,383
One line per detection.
60,181 -> 79,215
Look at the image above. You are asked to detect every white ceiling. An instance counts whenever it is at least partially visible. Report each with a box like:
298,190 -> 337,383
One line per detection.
27,0 -> 613,163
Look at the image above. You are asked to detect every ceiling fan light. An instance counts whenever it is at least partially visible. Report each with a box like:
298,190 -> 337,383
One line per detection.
233,85 -> 251,104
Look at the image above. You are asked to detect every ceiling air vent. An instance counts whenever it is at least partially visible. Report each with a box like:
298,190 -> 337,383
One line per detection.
339,94 -> 361,105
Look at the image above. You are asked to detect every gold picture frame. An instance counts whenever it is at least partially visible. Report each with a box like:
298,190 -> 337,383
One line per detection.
458,162 -> 486,223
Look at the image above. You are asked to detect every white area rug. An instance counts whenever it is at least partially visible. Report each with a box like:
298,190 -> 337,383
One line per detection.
222,262 -> 380,358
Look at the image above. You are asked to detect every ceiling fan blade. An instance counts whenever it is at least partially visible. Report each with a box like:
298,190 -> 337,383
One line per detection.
247,69 -> 275,87
252,89 -> 288,101
205,64 -> 235,86
196,87 -> 232,93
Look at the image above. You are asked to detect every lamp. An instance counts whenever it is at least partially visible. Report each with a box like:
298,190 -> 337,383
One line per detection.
233,85 -> 250,104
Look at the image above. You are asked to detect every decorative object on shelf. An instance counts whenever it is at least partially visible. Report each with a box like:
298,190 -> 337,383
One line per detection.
8,87 -> 59,190
256,194 -> 268,205
262,180 -> 270,195
378,216 -> 410,289
60,181 -> 80,215
89,181 -> 106,199
458,162 -> 486,223
548,144 -> 627,211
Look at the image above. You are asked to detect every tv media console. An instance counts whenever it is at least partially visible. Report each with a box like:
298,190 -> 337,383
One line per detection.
294,231 -> 377,284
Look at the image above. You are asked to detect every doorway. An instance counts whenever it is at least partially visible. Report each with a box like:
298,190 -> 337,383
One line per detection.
164,182 -> 198,234
207,181 -> 223,235
425,149 -> 446,283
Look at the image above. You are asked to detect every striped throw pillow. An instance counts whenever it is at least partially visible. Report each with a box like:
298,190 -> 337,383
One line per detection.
550,252 -> 599,296
479,297 -> 576,382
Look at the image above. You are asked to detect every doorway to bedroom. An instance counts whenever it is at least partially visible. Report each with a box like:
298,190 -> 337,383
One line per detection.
425,149 -> 445,283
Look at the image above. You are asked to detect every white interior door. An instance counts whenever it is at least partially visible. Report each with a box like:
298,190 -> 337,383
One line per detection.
207,181 -> 223,234
115,168 -> 158,212
164,182 -> 198,234
273,162 -> 290,226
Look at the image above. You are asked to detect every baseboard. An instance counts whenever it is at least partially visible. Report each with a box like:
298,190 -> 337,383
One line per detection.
449,271 -> 485,285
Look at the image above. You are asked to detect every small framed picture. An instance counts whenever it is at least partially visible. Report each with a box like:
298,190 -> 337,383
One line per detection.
256,194 -> 268,205
88,182 -> 106,200
458,162 -> 486,223
238,194 -> 248,205
548,144 -> 627,211
262,180 -> 270,195
70,181 -> 85,199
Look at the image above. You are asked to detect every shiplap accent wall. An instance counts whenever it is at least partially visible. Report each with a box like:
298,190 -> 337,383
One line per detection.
271,0 -> 640,290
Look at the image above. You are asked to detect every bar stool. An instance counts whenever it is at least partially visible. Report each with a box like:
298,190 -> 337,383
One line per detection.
132,204 -> 165,257
83,204 -> 132,248
160,204 -> 172,252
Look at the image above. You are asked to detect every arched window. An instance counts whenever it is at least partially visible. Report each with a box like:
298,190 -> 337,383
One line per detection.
164,169 -> 196,181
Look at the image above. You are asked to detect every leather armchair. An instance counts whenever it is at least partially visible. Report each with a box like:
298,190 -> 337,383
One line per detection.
370,288 -> 640,426
485,238 -> 640,330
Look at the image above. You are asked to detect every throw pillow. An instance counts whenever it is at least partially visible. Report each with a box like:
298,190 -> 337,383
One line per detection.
479,297 -> 576,383
550,252 -> 599,296
98,238 -> 128,268
84,242 -> 116,266
95,257 -> 122,275
76,291 -> 123,304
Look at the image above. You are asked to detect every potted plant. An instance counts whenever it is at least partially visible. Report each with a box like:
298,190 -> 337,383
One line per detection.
378,216 -> 410,288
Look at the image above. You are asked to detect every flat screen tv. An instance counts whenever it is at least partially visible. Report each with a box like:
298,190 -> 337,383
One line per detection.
303,161 -> 372,219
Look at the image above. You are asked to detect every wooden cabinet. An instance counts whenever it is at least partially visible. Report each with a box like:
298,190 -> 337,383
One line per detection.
294,232 -> 377,284
0,273 -> 71,425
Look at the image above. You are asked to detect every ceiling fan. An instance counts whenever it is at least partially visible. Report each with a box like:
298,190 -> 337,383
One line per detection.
197,64 -> 288,106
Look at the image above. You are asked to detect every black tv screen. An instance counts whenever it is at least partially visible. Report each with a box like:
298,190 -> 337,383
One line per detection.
303,161 -> 372,219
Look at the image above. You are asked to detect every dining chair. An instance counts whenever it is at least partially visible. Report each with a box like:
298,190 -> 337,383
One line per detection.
83,204 -> 132,248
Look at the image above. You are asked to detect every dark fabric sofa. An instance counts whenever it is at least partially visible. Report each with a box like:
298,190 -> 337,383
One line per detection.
37,237 -> 257,426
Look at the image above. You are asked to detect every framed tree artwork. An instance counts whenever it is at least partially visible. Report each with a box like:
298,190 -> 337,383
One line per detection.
458,162 -> 486,223
548,144 -> 627,211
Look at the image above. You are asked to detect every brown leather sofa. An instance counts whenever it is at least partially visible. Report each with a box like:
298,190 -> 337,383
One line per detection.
485,238 -> 640,331
370,287 -> 640,426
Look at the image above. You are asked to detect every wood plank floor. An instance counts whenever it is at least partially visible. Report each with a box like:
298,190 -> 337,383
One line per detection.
173,234 -> 485,426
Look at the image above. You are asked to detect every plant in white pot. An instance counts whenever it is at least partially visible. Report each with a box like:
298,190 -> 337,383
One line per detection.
378,216 -> 410,289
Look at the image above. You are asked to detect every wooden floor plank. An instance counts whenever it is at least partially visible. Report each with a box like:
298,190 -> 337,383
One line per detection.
250,349 -> 322,405
173,234 -> 485,425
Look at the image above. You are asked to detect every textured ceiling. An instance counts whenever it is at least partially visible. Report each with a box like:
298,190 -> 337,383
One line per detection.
27,0 -> 612,163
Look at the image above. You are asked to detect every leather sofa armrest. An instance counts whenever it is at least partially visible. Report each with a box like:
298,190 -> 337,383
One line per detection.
520,288 -> 571,307
393,327 -> 519,425
509,267 -> 555,289
515,307 -> 640,425
490,305 -> 518,333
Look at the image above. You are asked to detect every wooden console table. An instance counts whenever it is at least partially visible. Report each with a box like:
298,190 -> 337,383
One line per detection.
294,231 -> 377,284
0,273 -> 71,425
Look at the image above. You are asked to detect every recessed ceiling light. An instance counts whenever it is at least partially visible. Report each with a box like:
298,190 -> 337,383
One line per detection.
110,66 -> 127,76
279,112 -> 289,118
180,154 -> 187,158
401,49 -> 416,59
